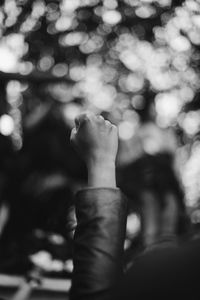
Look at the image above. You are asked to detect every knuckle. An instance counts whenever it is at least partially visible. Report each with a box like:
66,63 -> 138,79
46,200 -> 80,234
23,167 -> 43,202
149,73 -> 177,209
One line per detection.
79,112 -> 92,123
81,112 -> 89,120
83,115 -> 90,122
105,120 -> 110,124
96,115 -> 104,122
111,124 -> 117,130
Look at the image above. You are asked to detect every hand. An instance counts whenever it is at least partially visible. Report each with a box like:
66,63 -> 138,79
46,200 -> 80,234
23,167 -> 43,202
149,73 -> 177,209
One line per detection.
71,113 -> 118,187
71,112 -> 118,166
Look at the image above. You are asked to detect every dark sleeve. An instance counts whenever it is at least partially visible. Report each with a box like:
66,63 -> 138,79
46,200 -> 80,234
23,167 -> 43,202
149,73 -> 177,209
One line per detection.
70,188 -> 127,300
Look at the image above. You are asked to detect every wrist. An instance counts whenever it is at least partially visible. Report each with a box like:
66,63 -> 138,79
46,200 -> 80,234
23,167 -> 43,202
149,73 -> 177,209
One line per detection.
87,160 -> 116,188
88,157 -> 115,169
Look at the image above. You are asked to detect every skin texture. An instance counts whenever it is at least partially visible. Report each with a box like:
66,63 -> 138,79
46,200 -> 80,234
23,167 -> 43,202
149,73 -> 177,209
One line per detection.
70,112 -> 118,188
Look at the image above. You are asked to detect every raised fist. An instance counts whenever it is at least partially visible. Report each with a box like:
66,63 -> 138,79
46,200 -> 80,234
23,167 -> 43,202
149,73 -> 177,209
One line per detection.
70,112 -> 118,167
71,113 -> 118,187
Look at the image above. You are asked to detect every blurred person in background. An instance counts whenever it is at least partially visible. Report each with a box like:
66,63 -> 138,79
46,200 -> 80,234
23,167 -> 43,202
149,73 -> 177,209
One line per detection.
119,152 -> 190,267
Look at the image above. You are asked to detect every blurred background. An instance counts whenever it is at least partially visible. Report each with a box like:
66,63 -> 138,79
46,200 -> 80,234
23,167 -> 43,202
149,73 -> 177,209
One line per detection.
0,0 -> 200,298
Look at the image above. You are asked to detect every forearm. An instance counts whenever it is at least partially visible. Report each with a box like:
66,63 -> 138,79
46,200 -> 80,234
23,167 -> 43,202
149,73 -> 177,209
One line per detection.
87,160 -> 116,188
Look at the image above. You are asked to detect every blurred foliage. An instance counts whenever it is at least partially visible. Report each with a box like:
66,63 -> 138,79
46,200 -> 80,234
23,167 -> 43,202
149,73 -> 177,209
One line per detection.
0,1 -> 199,142
0,0 -> 199,123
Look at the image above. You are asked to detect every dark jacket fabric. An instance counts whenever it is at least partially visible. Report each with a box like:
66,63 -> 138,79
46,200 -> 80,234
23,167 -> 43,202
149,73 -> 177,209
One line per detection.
115,238 -> 200,300
70,187 -> 200,300
71,187 -> 127,300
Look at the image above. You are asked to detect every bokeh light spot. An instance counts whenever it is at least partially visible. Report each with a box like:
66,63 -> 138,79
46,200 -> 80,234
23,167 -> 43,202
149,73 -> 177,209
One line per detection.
102,10 -> 122,25
0,115 -> 15,136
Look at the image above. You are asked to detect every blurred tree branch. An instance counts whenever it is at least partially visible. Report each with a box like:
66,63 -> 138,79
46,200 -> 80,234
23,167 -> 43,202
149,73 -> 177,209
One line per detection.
0,71 -> 74,84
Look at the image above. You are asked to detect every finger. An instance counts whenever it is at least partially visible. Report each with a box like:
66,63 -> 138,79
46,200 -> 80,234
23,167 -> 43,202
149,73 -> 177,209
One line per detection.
75,112 -> 95,128
110,123 -> 118,134
104,121 -> 118,135
111,124 -> 118,131
96,115 -> 105,122
75,117 -> 80,130
75,114 -> 87,129
105,120 -> 112,127
70,127 -> 76,143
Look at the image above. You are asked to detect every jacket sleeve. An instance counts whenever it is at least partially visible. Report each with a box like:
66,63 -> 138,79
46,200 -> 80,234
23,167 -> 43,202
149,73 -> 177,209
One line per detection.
70,187 -> 127,300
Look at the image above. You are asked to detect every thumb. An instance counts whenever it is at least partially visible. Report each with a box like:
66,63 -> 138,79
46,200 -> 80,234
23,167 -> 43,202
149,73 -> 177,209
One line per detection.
70,127 -> 77,144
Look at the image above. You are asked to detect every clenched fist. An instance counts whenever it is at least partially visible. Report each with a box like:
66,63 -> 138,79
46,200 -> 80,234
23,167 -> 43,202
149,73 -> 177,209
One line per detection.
71,113 -> 118,187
